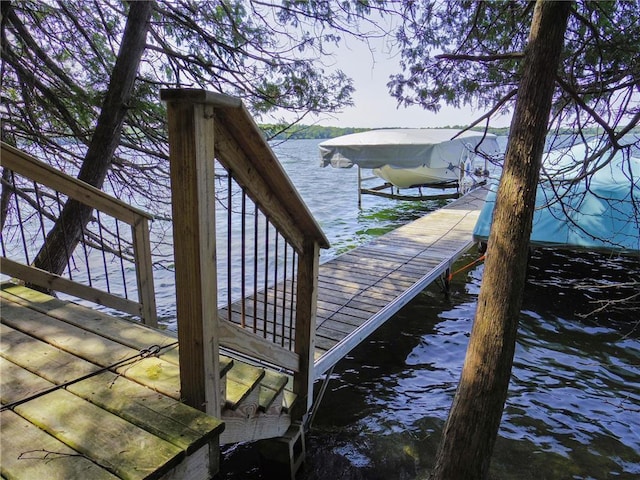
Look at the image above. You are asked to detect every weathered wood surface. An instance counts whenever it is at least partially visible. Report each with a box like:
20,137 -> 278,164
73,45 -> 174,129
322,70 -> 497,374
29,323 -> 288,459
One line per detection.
0,257 -> 144,317
164,98 -> 222,416
0,284 -> 224,480
160,88 -> 329,252
314,187 -> 487,375
0,142 -> 157,327
0,142 -> 152,224
221,187 -> 488,379
1,409 -> 120,480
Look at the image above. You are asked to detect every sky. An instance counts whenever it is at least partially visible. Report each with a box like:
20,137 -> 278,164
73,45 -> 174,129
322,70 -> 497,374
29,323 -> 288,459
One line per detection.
298,36 -> 513,130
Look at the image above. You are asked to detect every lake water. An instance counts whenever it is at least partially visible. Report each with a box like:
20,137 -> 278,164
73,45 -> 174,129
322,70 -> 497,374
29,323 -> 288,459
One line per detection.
217,139 -> 639,479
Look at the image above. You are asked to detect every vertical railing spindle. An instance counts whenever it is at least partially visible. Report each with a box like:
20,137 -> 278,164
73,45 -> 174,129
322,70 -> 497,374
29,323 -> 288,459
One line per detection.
12,172 -> 31,266
253,203 -> 259,334
240,189 -> 247,328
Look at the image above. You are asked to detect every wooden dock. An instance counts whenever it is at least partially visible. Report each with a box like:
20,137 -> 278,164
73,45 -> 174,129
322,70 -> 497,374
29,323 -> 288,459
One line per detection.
1,186 -> 487,479
0,284 -> 224,480
1,90 -> 488,479
220,186 -> 488,379
313,186 -> 487,376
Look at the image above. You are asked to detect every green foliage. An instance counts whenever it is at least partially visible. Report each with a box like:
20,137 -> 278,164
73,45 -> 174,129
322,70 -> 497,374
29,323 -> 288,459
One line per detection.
3,0 -> 638,213
390,1 -> 530,112
260,124 -> 370,140
388,0 -> 639,147
259,123 -> 514,140
1,0 -> 361,210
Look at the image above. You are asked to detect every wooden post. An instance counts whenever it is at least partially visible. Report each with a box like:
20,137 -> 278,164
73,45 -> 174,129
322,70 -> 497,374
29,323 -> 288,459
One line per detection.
357,166 -> 362,209
132,216 -> 157,327
292,240 -> 320,421
163,93 -> 221,418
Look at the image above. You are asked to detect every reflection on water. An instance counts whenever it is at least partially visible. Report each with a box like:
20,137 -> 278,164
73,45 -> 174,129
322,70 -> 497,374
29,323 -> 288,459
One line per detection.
220,248 -> 639,479
296,249 -> 639,480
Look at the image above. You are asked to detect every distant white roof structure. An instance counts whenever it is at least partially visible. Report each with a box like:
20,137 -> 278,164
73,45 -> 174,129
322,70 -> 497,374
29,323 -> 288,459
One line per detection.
319,129 -> 500,169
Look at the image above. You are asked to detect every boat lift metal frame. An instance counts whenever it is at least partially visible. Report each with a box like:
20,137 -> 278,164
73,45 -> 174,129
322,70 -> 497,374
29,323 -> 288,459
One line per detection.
356,167 -> 461,208
356,145 -> 490,208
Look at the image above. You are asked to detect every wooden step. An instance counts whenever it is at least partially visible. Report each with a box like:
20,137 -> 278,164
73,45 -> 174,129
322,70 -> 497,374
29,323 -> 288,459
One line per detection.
282,389 -> 297,414
219,355 -> 234,377
259,371 -> 289,412
0,286 -> 225,480
224,362 -> 265,410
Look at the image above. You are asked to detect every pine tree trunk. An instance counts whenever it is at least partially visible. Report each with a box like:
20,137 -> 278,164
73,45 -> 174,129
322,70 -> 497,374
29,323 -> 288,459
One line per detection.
32,1 -> 153,275
431,2 -> 572,479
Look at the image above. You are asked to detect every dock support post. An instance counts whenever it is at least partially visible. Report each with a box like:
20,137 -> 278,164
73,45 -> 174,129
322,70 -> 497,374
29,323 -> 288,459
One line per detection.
292,240 -> 320,422
164,93 -> 222,479
163,92 -> 222,419
357,166 -> 362,209
306,365 -> 335,430
444,268 -> 451,299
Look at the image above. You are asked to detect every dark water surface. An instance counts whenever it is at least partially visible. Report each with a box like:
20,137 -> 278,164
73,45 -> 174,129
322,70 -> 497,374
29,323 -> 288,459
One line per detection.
222,249 -> 639,479
298,249 -> 639,480
219,140 -> 639,479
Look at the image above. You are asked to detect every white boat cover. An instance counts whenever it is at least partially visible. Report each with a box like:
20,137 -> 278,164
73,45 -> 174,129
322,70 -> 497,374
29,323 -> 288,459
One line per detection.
473,144 -> 640,253
319,129 -> 500,169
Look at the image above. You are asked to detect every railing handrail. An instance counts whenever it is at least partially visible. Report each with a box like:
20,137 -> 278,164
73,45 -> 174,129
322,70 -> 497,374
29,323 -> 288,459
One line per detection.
160,88 -> 329,252
1,142 -> 154,223
162,88 -> 327,419
0,142 -> 158,326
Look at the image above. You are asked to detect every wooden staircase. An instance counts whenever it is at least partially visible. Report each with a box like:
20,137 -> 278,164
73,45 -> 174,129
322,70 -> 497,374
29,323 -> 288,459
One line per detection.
1,89 -> 323,478
161,89 -> 327,447
218,355 -> 297,444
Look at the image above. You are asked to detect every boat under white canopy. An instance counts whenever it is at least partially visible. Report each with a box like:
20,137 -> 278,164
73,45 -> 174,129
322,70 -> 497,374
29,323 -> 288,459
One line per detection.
318,128 -> 500,169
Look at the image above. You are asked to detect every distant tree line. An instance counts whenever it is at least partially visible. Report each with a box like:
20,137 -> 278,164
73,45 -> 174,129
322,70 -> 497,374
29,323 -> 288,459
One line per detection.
260,123 -> 512,140
260,124 -> 370,140
261,124 -> 639,141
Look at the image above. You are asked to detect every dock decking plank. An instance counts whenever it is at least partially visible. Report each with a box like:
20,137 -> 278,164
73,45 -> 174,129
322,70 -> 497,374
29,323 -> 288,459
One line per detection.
0,410 -> 119,480
0,356 -> 54,404
1,326 -> 222,453
1,337 -> 184,479
0,286 -> 224,480
16,389 -> 183,480
0,299 -> 182,399
311,187 -> 487,377
0,285 -> 181,366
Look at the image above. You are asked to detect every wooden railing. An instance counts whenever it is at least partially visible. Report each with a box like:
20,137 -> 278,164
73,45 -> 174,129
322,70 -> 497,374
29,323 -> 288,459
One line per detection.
0,142 -> 157,326
161,89 -> 328,419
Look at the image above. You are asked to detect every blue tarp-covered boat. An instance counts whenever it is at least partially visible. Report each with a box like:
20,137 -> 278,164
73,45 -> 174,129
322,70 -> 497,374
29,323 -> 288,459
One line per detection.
473,143 -> 640,254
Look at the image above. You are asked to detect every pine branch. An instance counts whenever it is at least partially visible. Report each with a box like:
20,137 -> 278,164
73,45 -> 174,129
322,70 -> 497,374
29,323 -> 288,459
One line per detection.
435,52 -> 524,62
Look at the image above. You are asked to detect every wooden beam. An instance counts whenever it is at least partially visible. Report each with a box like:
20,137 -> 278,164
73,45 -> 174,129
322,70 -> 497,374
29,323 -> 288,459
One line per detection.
0,258 -> 142,317
160,88 -> 329,250
211,106 -> 329,249
1,142 -> 158,325
0,142 -> 152,223
218,319 -> 300,373
292,241 -> 320,420
132,217 -> 157,327
213,121 -> 306,253
164,98 -> 221,417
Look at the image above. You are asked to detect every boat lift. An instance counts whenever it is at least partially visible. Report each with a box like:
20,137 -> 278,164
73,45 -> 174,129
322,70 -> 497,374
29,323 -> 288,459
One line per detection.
356,166 -> 460,207
319,128 -> 499,208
